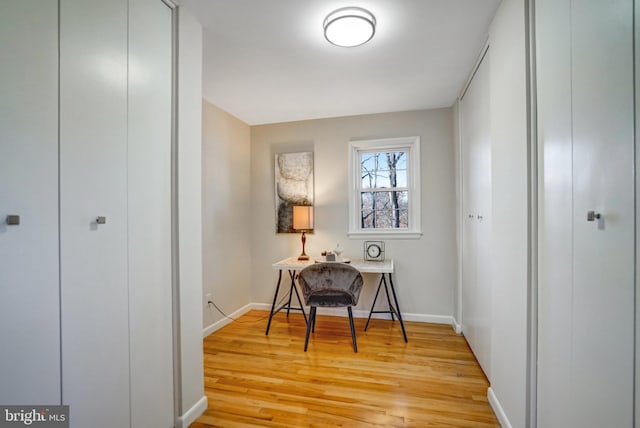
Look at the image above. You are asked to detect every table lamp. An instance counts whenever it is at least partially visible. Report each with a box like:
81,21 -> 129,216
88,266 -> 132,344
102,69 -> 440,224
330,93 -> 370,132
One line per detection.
293,205 -> 313,260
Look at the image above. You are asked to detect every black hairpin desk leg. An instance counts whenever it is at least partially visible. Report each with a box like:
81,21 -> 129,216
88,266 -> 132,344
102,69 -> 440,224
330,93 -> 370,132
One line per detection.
364,273 -> 408,342
265,270 -> 283,335
388,273 -> 408,342
265,270 -> 307,335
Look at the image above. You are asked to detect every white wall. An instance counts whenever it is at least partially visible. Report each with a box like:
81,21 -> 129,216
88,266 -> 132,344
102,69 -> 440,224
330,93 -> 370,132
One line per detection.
487,0 -> 530,426
202,100 -> 252,331
249,109 -> 457,321
176,6 -> 207,427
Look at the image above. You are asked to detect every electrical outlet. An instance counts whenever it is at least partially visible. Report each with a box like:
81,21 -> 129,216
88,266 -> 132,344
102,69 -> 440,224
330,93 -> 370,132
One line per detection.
205,293 -> 212,307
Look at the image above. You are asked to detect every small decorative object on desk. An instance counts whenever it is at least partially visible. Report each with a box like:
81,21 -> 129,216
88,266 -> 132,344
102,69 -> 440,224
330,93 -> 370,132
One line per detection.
364,241 -> 385,261
334,243 -> 343,258
318,250 -> 350,263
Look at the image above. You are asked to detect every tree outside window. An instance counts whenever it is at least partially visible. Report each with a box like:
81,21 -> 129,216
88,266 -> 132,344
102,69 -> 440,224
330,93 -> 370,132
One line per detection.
348,137 -> 422,239
360,151 -> 408,229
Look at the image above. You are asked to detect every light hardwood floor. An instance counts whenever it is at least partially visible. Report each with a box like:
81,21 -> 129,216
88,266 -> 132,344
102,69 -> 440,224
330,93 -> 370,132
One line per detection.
190,310 -> 498,427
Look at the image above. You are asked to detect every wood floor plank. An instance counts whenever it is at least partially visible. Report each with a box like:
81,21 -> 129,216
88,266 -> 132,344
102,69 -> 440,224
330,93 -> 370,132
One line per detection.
191,310 -> 498,427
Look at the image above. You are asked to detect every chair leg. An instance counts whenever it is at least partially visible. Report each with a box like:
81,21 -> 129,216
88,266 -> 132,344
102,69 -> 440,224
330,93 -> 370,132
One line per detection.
304,307 -> 316,352
348,306 -> 357,353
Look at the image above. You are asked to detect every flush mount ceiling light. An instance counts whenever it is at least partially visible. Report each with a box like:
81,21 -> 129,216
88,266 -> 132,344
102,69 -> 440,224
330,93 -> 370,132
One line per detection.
323,7 -> 376,47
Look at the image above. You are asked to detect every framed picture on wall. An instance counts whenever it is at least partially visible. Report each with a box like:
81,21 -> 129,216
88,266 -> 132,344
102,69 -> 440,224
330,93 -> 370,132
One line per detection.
274,152 -> 314,233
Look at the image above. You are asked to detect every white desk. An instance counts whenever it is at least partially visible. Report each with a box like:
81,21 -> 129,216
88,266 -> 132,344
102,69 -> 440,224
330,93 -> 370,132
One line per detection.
266,257 -> 408,342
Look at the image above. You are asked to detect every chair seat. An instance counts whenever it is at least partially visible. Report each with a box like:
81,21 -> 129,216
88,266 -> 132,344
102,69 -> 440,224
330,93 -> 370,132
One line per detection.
298,262 -> 364,352
299,263 -> 362,307
305,290 -> 354,307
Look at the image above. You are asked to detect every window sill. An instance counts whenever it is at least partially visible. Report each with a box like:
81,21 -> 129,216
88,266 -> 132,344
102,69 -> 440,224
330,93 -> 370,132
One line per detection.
347,230 -> 423,240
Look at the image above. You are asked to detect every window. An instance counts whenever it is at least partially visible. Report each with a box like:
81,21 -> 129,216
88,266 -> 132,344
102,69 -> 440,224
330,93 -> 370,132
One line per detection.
348,137 -> 421,238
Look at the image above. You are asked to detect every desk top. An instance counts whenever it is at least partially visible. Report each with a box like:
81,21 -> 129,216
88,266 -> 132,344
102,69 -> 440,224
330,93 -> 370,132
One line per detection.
272,256 -> 393,273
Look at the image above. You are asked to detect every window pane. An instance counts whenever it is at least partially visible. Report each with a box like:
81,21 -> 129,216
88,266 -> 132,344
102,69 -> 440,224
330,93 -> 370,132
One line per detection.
361,209 -> 374,228
360,150 -> 408,190
360,191 -> 409,229
360,153 -> 377,172
362,170 -> 407,189
362,170 -> 392,188
350,137 -> 420,235
361,192 -> 374,210
361,210 -> 409,229
371,192 -> 389,210
375,211 -> 393,228
397,191 -> 408,209
393,170 -> 407,187
395,152 -> 407,169
399,209 -> 408,226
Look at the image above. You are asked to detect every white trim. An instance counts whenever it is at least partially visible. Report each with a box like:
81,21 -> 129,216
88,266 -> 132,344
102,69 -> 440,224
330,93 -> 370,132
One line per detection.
635,0 -> 640,425
454,101 -> 464,335
248,303 -> 457,330
169,5 -> 182,426
347,230 -> 422,239
452,317 -> 462,335
488,387 -> 512,428
460,41 -> 490,101
202,302 -> 254,337
525,0 -> 538,426
348,137 -> 422,238
175,395 -> 208,428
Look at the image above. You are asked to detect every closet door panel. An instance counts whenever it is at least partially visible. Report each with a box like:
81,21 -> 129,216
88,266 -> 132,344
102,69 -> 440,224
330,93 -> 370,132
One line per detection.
571,0 -> 635,425
535,0 -> 574,425
460,51 -> 492,378
59,0 -> 130,426
537,0 -> 635,426
472,52 -> 492,379
128,0 -> 174,426
0,0 -> 61,405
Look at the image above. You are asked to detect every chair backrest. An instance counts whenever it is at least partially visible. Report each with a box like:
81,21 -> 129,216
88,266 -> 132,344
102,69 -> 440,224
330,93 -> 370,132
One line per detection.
298,262 -> 363,307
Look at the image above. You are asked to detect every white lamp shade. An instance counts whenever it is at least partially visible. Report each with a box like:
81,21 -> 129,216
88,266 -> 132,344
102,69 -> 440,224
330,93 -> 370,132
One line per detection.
293,206 -> 314,230
324,7 -> 376,47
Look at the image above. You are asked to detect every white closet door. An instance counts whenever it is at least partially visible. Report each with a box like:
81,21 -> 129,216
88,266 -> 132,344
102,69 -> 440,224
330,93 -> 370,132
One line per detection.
128,0 -> 174,426
537,0 -> 635,426
0,0 -> 61,405
59,0 -> 130,426
460,51 -> 492,377
536,0 -> 574,425
570,0 -> 634,425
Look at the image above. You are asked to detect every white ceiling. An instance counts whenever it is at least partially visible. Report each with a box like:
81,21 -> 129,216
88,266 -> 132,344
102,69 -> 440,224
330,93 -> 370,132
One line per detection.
178,0 -> 501,125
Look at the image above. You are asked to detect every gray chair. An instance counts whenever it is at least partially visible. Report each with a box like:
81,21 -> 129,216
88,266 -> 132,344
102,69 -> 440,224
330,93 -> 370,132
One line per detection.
298,262 -> 363,352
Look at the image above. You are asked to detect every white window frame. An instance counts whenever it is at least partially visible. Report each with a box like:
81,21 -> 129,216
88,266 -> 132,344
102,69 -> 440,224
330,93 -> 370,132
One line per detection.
348,136 -> 422,239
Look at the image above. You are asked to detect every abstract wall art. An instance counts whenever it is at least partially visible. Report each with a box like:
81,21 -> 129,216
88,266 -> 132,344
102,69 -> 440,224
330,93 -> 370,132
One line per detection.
274,152 -> 314,233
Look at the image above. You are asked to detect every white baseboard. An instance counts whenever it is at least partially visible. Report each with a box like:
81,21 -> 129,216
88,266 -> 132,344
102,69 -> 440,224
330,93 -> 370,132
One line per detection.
487,387 -> 512,428
202,302 -> 254,337
249,303 -> 457,330
452,317 -> 462,334
176,395 -> 208,428
203,303 -> 459,337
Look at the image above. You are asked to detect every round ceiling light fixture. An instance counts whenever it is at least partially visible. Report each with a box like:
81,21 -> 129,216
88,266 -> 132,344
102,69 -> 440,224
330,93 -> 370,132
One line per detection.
323,7 -> 376,47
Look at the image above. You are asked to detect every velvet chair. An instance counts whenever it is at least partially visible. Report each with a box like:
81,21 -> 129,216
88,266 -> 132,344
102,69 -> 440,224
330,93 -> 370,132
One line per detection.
298,262 -> 363,352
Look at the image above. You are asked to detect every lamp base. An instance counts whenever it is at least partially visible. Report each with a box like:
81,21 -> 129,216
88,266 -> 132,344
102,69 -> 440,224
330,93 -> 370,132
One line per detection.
298,230 -> 309,261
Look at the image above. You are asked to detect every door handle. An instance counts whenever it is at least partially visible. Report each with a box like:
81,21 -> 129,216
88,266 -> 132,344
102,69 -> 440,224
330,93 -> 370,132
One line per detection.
587,210 -> 601,222
6,215 -> 20,225
96,216 -> 106,225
